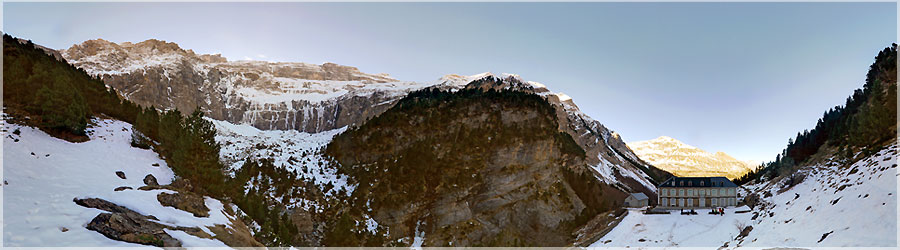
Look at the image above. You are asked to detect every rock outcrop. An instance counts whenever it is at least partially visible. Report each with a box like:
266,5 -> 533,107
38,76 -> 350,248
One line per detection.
325,86 -> 625,246
157,192 -> 210,218
463,74 -> 671,201
60,39 -> 462,133
627,136 -> 759,180
74,197 -> 182,247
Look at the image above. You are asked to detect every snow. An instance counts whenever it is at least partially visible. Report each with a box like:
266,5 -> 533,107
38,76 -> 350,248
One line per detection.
209,118 -> 353,211
164,228 -> 228,247
592,207 -> 752,247
736,143 -> 897,247
555,92 -> 572,102
627,136 -> 760,179
592,142 -> 898,247
2,116 -> 230,247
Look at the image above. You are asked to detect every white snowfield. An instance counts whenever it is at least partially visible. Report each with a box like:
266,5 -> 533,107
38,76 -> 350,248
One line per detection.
209,118 -> 353,212
2,116 -> 232,247
592,142 -> 898,248
591,206 -> 753,248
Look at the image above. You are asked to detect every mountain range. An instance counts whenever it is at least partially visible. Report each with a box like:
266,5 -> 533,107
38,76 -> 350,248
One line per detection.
4,35 -> 895,248
627,136 -> 759,180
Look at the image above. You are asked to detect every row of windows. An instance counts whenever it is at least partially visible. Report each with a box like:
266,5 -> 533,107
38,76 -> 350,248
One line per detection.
661,197 -> 736,207
675,180 -> 725,187
659,188 -> 734,197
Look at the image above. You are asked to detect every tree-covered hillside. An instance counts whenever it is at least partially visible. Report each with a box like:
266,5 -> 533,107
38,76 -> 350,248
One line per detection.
735,44 -> 897,184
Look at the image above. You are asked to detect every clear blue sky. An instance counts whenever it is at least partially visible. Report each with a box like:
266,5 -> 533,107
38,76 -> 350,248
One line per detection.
4,2 -> 896,162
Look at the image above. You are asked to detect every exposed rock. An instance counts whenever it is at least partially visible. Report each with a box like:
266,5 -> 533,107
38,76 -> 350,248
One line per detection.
157,192 -> 209,218
115,171 -> 126,179
143,174 -> 158,186
738,226 -> 753,238
60,39 -> 439,133
74,197 -> 262,248
73,197 -> 158,221
114,186 -> 133,191
86,212 -> 181,247
74,197 -> 179,247
169,178 -> 193,192
326,88 -> 624,246
290,208 -> 315,233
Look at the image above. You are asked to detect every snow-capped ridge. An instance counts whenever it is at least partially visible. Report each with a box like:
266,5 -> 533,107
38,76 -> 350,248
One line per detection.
627,136 -> 759,179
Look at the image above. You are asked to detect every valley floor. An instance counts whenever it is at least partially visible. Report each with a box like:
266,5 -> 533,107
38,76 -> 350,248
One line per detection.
591,206 -> 752,247
591,142 -> 898,248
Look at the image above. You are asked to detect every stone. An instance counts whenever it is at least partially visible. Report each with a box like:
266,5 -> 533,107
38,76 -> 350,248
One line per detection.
114,186 -> 133,191
115,171 -> 126,179
157,192 -> 209,218
143,174 -> 158,186
86,212 -> 181,247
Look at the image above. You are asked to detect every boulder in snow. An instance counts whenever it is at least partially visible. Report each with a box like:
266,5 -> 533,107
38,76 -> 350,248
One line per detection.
143,174 -> 158,186
157,192 -> 209,218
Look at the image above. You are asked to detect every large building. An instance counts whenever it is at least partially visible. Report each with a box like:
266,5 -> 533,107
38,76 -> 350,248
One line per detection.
658,177 -> 738,208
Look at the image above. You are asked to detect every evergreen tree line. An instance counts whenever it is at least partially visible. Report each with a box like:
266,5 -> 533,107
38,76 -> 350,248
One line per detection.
3,34 -> 140,136
734,44 -> 897,185
4,34 -> 297,245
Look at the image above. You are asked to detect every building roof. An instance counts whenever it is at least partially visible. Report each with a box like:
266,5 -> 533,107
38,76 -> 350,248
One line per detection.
629,192 -> 649,200
658,176 -> 738,188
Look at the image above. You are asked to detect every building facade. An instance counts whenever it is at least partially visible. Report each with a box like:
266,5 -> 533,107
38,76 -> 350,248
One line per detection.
657,177 -> 738,209
624,192 -> 649,207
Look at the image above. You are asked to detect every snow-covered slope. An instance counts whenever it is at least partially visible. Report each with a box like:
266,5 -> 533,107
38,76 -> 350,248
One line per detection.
209,118 -> 352,212
592,142 -> 897,247
628,136 -> 759,180
1,114 -> 234,247
736,143 -> 897,247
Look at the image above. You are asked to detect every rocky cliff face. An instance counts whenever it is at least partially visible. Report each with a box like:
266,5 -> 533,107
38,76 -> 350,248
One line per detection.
627,136 -> 759,180
61,38 -> 670,228
463,74 -> 671,201
60,39 -> 461,133
324,86 -> 624,246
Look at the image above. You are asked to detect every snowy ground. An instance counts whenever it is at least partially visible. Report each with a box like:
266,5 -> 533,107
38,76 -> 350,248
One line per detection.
2,116 -> 231,247
737,143 -> 897,247
209,118 -> 353,212
592,142 -> 898,248
591,206 -> 752,247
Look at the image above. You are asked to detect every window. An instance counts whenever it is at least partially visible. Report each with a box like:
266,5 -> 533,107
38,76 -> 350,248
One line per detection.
720,188 -> 726,196
670,198 -> 675,206
687,199 -> 693,207
699,189 -> 704,196
679,189 -> 684,197
711,198 -> 717,206
688,189 -> 693,196
679,181 -> 683,186
662,198 -> 667,207
688,181 -> 692,187
711,189 -> 717,196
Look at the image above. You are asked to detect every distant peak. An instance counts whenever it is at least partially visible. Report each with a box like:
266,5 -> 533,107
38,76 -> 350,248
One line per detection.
654,136 -> 681,142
